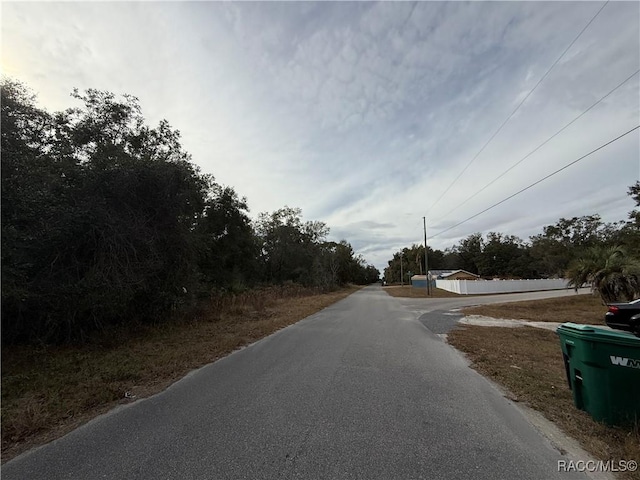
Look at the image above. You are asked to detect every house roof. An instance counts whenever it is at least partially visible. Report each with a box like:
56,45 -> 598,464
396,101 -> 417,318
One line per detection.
428,269 -> 479,279
428,270 -> 453,277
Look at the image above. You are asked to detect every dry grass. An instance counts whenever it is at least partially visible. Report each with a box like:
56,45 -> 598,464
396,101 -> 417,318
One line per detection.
448,324 -> 640,479
462,293 -> 608,325
1,284 -> 362,462
383,285 -> 470,298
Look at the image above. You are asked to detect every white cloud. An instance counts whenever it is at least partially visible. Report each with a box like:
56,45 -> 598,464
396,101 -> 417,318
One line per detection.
2,1 -> 638,274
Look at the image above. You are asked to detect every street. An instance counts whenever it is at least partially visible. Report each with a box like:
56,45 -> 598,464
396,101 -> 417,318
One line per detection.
2,286 -> 589,480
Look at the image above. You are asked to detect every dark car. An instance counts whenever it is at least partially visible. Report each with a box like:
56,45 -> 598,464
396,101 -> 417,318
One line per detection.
605,299 -> 640,336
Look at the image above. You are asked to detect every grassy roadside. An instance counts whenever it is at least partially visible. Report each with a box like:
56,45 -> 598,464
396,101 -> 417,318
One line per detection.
1,284 -> 362,463
448,295 -> 639,480
462,293 -> 608,325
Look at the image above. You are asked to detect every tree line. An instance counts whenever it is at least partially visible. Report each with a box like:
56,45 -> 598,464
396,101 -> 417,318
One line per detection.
385,184 -> 640,302
1,80 -> 379,344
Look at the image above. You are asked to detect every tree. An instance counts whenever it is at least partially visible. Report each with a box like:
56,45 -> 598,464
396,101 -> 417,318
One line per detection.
427,247 -> 446,271
254,207 -> 329,285
385,185 -> 639,285
530,215 -> 623,278
314,240 -> 378,287
2,80 -> 60,341
611,182 -> 640,258
384,244 -> 449,283
333,241 -> 358,285
384,248 -> 410,284
455,233 -> 483,275
627,181 -> 640,227
476,232 -> 537,278
362,264 -> 381,284
441,248 -> 463,270
2,78 -> 384,344
312,242 -> 341,289
2,81 -> 212,343
566,245 -> 640,303
542,215 -> 613,247
196,186 -> 257,290
529,235 -> 569,278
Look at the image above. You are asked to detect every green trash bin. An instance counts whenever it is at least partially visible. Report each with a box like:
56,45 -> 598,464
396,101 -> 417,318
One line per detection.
557,322 -> 640,426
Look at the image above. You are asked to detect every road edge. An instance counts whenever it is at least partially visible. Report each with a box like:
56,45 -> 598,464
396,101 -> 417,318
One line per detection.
444,338 -> 616,480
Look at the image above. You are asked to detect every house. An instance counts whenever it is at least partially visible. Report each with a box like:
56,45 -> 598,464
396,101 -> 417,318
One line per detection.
428,269 -> 480,281
411,270 -> 480,288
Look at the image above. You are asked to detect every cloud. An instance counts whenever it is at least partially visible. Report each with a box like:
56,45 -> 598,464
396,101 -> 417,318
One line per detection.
3,1 -> 638,275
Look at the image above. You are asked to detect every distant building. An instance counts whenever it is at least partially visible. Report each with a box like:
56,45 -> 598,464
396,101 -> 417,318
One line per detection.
429,270 -> 480,280
412,270 -> 480,288
410,275 -> 427,288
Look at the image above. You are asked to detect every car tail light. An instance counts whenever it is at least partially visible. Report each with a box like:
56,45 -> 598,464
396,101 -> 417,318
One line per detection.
608,306 -> 619,313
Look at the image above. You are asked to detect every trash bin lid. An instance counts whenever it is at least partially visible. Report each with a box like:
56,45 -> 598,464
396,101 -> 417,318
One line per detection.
557,322 -> 640,347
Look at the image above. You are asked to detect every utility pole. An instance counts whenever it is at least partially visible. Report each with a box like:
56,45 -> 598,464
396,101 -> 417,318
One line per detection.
423,217 -> 430,296
400,251 -> 404,286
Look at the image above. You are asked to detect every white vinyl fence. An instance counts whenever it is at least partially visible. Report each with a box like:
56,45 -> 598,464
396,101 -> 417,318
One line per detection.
435,278 -> 570,295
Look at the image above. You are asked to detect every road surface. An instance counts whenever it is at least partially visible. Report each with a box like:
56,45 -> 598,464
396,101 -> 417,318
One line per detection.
394,287 -> 592,335
2,286 -> 589,480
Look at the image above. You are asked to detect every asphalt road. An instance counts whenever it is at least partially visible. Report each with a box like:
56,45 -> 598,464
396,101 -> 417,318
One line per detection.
3,286 -> 589,480
395,287 -> 592,336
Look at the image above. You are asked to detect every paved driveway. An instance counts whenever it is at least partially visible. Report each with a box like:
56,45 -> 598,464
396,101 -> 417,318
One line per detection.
394,287 -> 592,335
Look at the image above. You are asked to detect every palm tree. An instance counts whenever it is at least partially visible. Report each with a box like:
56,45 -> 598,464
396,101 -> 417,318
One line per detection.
566,245 -> 640,303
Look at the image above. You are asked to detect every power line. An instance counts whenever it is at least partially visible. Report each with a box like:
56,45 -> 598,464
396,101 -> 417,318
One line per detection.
425,0 -> 610,216
432,68 -> 640,223
431,125 -> 640,239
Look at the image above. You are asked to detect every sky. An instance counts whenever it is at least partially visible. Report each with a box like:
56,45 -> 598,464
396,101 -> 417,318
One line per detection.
2,1 -> 639,274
